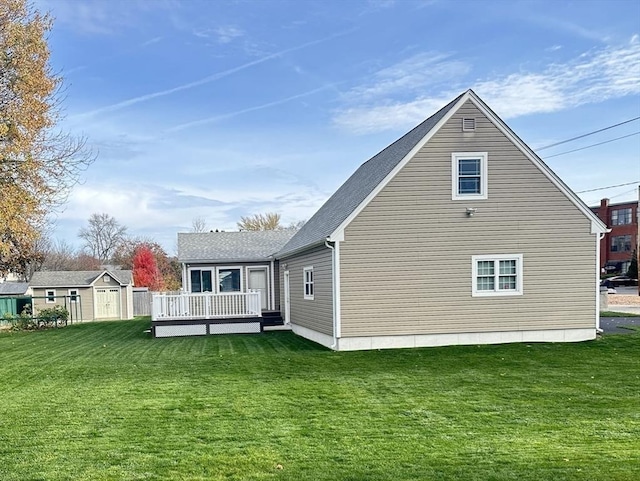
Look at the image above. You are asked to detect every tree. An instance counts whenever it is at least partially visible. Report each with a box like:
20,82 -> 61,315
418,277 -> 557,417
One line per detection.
78,213 -> 127,263
112,237 -> 181,290
132,245 -> 164,291
191,216 -> 207,233
628,247 -> 638,279
0,0 -> 94,277
237,212 -> 282,231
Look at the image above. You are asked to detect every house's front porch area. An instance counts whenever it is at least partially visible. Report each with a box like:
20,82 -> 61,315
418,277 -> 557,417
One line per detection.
151,291 -> 284,337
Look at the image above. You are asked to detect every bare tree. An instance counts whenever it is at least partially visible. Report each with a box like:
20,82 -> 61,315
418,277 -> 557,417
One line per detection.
237,212 -> 282,231
41,238 -> 77,271
78,213 -> 127,263
191,216 -> 207,233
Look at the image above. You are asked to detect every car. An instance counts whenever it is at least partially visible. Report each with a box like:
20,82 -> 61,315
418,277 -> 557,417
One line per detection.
601,276 -> 639,287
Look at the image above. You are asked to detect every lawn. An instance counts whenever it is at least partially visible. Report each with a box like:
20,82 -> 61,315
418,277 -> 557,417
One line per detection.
0,319 -> 638,481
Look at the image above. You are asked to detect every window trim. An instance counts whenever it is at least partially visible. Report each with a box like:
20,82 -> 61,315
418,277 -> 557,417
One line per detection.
46,289 -> 56,303
68,289 -> 79,303
303,266 -> 314,300
216,266 -> 243,293
472,254 -> 523,297
452,152 -> 488,200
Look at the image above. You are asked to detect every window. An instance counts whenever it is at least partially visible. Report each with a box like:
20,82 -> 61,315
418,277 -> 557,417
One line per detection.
46,289 -> 56,303
611,235 -> 632,253
68,289 -> 79,303
218,268 -> 241,292
472,255 -> 523,297
611,208 -> 632,226
190,270 -> 213,293
452,152 -> 488,200
303,267 -> 314,300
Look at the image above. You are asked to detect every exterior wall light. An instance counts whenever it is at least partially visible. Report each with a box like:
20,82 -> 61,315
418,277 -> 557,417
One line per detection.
466,207 -> 477,217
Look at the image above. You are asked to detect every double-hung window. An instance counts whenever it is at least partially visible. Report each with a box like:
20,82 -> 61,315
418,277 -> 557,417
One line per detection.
472,255 -> 523,296
46,290 -> 56,303
303,267 -> 314,300
68,289 -> 79,303
452,152 -> 488,200
611,208 -> 632,226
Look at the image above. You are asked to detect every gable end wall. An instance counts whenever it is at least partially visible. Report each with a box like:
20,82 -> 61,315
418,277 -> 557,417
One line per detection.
339,100 -> 597,337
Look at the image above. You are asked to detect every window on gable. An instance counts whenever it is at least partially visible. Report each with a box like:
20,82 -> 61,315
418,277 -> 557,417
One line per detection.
452,152 -> 488,200
472,255 -> 523,297
611,235 -> 632,253
303,267 -> 314,300
46,290 -> 56,303
611,208 -> 632,226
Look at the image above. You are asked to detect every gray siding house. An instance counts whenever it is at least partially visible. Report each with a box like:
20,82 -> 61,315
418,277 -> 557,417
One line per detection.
276,89 -> 607,351
30,270 -> 134,322
178,230 -> 296,311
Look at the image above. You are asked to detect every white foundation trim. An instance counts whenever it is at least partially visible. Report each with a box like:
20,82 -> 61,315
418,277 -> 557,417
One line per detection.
291,323 -> 335,349
291,325 -> 596,351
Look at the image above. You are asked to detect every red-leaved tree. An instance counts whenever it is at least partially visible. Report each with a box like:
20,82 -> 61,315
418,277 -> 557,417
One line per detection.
132,245 -> 165,291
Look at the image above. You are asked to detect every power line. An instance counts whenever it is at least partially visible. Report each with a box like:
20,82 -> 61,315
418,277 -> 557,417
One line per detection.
542,132 -> 640,159
576,181 -> 640,194
536,116 -> 640,151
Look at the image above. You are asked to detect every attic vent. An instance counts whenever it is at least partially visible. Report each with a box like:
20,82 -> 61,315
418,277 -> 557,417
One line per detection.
462,118 -> 476,132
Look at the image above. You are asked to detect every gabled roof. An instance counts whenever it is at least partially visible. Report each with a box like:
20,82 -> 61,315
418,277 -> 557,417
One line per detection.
0,282 -> 29,296
178,230 -> 297,264
29,270 -> 133,288
277,89 -> 606,258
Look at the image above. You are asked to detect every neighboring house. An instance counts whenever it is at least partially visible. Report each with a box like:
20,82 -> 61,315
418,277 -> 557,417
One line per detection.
29,270 -> 134,321
0,282 -> 30,317
275,89 -> 608,351
177,230 -> 297,311
0,282 -> 29,297
590,198 -> 639,274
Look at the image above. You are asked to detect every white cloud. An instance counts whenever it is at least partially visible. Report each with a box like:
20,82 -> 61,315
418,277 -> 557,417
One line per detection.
334,43 -> 640,133
215,26 -> 244,44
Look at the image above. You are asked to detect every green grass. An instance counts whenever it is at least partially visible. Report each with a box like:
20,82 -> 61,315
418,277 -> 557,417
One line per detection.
0,319 -> 638,481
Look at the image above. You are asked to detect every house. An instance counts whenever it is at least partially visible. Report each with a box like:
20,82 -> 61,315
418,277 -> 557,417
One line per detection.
178,230 -> 296,310
0,282 -> 30,318
275,89 -> 608,351
29,270 -> 134,322
590,198 -> 639,274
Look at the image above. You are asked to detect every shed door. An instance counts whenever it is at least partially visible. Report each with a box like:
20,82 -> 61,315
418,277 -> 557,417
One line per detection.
96,288 -> 120,319
248,268 -> 268,310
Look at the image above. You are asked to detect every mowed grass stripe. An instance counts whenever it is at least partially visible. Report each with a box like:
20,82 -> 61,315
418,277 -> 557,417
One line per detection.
0,318 -> 638,481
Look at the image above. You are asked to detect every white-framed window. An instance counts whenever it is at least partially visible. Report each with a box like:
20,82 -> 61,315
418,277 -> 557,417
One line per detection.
218,267 -> 241,293
46,289 -> 56,303
472,254 -> 523,297
189,267 -> 243,293
68,289 -> 79,303
452,152 -> 488,200
303,267 -> 314,300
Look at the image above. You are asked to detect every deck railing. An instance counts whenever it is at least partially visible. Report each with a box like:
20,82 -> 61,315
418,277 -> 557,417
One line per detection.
151,291 -> 261,321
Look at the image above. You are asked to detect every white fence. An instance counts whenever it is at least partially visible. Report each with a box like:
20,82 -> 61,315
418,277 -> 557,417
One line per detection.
152,291 -> 261,321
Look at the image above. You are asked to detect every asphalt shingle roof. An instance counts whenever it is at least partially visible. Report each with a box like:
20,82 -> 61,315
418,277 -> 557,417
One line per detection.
178,230 -> 297,263
276,93 -> 464,257
0,282 -> 29,295
29,270 -> 133,287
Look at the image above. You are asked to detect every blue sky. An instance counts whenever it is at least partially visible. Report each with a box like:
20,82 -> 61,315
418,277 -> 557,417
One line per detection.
36,0 -> 640,253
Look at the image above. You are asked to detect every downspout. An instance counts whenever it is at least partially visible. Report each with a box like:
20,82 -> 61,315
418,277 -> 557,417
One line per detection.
325,239 -> 341,350
596,231 -> 607,333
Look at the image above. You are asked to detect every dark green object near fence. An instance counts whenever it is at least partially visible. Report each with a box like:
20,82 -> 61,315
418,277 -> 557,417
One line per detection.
0,296 -> 31,317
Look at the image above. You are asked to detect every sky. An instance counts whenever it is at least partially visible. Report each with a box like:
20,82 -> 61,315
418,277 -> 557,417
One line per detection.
34,0 -> 640,254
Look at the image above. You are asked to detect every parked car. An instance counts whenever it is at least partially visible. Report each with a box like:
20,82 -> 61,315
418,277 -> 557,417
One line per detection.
601,276 -> 639,287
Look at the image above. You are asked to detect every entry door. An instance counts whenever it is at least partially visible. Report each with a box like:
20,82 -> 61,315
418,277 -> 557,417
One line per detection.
248,269 -> 268,310
283,270 -> 290,325
96,288 -> 120,319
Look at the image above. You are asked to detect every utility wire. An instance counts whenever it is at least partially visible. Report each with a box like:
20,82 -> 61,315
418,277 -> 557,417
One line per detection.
576,181 -> 640,194
542,132 -> 640,159
536,117 -> 640,151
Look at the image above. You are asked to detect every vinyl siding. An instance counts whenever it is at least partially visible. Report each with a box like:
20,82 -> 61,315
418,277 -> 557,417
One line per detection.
339,99 -> 597,337
31,287 -> 95,322
280,245 -> 334,336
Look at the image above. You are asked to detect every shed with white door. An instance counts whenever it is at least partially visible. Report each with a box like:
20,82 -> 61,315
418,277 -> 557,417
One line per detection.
30,270 -> 134,321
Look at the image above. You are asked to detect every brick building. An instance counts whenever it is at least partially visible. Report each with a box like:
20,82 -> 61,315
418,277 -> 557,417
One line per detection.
591,198 -> 639,274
